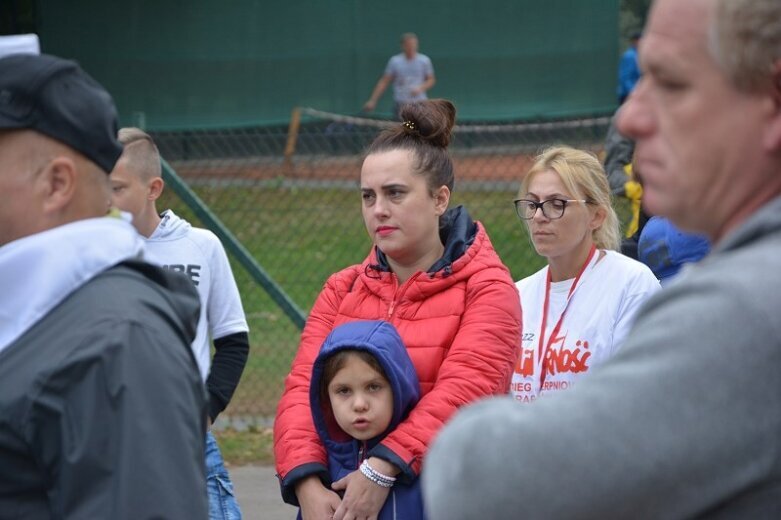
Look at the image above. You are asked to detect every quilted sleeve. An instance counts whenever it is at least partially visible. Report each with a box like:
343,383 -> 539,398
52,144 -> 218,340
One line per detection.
372,267 -> 522,479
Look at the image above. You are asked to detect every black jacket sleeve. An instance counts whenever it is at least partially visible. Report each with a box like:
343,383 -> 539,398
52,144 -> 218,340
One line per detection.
27,321 -> 208,519
207,331 -> 250,422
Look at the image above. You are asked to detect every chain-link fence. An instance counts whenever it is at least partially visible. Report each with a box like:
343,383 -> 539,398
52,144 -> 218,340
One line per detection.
151,109 -> 615,428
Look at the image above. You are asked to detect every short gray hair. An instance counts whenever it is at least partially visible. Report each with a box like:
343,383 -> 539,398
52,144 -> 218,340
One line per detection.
710,0 -> 781,91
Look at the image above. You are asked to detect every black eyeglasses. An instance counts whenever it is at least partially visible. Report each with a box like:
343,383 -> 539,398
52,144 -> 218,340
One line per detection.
513,198 -> 588,220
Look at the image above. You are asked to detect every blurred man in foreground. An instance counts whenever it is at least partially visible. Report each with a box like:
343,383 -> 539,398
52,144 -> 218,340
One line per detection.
423,0 -> 781,517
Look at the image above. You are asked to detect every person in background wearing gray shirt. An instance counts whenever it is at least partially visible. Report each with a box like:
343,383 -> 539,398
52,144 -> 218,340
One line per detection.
423,0 -> 781,517
363,33 -> 435,119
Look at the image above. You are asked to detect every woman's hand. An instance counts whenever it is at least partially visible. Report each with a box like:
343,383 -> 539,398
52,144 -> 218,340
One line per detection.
296,475 -> 342,520
331,463 -> 393,520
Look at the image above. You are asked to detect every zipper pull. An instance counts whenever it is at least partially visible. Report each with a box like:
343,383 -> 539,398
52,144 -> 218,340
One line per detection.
387,300 -> 396,319
357,441 -> 368,467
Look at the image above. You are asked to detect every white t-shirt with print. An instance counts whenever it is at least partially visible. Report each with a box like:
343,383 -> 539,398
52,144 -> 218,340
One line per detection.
144,210 -> 248,381
511,250 -> 660,403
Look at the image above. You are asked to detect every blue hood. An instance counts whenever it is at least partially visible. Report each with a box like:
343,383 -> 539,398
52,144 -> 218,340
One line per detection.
305,324 -> 426,519
310,320 -> 421,451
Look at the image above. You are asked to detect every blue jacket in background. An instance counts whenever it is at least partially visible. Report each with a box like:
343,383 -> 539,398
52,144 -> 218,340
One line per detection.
306,320 -> 423,520
617,46 -> 640,102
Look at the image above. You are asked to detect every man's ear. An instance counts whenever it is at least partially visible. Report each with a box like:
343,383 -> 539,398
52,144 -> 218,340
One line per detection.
40,156 -> 77,214
433,185 -> 450,216
148,176 -> 165,201
764,58 -> 781,151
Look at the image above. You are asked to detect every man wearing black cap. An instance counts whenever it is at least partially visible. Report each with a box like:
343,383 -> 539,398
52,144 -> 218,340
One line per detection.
0,54 -> 208,518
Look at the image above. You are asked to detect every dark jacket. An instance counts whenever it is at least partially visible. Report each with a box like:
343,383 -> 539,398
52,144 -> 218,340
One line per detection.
307,320 -> 423,520
0,261 -> 208,519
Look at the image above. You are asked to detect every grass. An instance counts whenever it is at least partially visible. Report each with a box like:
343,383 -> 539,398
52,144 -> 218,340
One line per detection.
159,183 -> 634,422
214,427 -> 275,466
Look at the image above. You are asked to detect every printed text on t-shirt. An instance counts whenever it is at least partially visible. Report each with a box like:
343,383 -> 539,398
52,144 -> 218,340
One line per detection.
163,264 -> 201,286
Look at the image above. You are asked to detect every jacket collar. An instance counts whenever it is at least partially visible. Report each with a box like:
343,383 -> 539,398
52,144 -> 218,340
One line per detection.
0,217 -> 144,353
714,195 -> 781,254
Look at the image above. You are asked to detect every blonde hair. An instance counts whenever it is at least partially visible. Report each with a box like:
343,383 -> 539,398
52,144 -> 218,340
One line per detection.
117,127 -> 161,180
710,0 -> 781,92
520,146 -> 620,251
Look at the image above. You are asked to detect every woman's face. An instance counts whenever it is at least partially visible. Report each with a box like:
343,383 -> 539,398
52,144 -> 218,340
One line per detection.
361,149 -> 448,265
523,169 -> 600,261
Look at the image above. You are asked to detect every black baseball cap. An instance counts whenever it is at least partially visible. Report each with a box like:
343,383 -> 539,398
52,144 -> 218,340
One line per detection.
0,53 -> 122,173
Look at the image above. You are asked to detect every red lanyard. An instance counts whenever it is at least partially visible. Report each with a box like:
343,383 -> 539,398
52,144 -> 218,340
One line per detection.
537,244 -> 597,391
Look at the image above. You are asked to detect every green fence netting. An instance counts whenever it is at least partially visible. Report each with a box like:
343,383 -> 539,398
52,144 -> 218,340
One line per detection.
151,110 -> 617,426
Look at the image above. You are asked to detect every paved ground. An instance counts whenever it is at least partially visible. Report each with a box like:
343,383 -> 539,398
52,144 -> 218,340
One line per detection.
231,464 -> 298,519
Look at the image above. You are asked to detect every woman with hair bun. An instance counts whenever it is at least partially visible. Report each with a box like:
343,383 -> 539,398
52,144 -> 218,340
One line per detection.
511,146 -> 659,404
274,99 -> 521,519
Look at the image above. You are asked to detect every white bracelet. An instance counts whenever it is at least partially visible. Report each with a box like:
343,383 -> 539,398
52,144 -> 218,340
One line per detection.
360,462 -> 393,488
359,459 -> 395,488
363,459 -> 397,482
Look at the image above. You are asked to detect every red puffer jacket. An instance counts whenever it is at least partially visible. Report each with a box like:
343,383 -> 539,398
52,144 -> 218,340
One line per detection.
274,207 -> 522,504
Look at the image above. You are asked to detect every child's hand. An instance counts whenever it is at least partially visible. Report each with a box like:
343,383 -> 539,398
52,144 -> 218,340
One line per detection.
296,476 -> 341,520
331,469 -> 390,520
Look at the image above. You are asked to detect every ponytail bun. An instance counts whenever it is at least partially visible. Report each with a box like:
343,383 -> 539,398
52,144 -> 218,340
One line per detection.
399,99 -> 456,149
366,98 -> 457,192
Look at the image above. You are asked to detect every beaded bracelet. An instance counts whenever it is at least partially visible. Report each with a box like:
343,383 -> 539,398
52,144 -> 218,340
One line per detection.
359,459 -> 396,488
363,459 -> 397,482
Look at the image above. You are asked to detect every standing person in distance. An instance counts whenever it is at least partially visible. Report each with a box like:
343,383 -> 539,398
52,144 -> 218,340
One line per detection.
364,33 -> 436,119
110,128 -> 250,520
275,99 -> 521,520
617,32 -> 642,105
512,146 -> 659,403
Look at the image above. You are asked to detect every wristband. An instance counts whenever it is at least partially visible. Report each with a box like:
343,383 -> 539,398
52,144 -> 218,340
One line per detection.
359,459 -> 396,488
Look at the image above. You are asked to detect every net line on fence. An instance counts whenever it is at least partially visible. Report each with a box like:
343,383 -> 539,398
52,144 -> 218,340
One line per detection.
152,107 -> 613,171
298,107 -> 612,134
273,107 -> 614,192
290,107 -> 612,159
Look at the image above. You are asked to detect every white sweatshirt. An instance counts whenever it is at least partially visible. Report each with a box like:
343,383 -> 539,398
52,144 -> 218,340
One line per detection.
145,210 -> 248,380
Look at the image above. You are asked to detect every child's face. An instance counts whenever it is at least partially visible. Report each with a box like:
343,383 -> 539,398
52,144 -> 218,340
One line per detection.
327,354 -> 393,441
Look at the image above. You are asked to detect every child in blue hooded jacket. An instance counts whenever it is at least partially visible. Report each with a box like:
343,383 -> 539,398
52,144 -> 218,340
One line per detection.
305,320 -> 423,520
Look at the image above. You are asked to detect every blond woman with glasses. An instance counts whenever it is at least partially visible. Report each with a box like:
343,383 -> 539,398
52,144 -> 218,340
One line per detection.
510,146 -> 659,404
